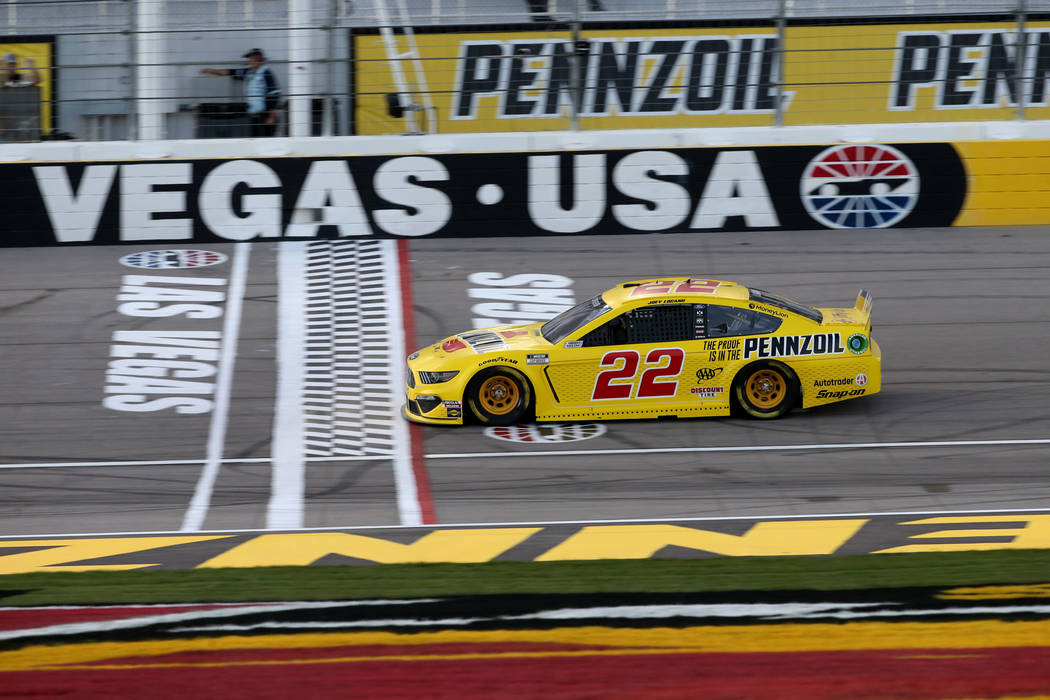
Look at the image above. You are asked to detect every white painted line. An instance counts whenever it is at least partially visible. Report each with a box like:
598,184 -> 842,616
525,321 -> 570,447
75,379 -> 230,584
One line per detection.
180,242 -> 250,532
5,506 -> 1050,540
268,242 -> 308,529
1,437 -> 1048,471
382,240 -> 422,526
422,438 -> 1050,460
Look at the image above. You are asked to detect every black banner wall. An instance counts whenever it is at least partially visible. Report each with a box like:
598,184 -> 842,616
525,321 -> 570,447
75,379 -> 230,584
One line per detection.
1,143 -> 966,247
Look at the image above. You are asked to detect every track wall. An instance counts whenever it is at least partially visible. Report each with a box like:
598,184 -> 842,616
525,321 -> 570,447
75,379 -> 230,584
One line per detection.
1,122 -> 1048,246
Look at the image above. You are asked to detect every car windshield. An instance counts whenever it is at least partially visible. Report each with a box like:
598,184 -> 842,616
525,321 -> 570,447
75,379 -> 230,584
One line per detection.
748,288 -> 823,323
541,294 -> 611,344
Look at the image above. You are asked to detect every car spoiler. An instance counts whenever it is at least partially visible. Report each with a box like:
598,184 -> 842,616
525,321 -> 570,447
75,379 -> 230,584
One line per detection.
855,289 -> 873,315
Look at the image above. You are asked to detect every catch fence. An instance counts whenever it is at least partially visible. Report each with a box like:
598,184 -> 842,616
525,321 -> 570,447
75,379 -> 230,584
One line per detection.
2,0 -> 1049,141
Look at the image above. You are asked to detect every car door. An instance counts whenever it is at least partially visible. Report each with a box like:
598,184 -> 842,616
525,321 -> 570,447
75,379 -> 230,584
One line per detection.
545,303 -> 703,415
697,303 -> 785,399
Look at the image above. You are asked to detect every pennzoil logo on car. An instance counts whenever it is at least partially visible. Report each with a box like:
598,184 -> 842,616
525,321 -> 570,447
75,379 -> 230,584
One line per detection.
743,333 -> 845,359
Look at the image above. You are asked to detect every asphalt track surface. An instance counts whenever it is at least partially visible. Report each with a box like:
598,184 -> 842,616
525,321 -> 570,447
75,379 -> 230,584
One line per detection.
1,226 -> 1049,538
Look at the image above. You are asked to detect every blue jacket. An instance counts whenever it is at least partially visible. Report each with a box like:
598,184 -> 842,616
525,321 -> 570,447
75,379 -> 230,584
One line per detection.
232,65 -> 280,114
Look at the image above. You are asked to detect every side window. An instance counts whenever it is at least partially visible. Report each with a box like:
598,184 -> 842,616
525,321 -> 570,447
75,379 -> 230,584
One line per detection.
581,314 -> 626,347
583,305 -> 704,346
707,305 -> 782,337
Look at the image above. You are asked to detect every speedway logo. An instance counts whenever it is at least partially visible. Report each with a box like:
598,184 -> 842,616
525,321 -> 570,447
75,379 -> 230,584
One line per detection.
800,144 -> 920,229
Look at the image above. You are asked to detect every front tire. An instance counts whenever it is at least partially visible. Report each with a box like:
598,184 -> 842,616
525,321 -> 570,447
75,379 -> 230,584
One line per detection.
466,367 -> 532,426
733,361 -> 798,419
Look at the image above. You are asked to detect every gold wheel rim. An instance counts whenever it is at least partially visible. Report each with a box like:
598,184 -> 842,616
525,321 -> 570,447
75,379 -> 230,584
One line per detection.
745,368 -> 786,409
479,376 -> 519,415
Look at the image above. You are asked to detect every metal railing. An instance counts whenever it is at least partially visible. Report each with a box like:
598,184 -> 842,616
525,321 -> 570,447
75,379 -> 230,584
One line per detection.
2,0 -> 1049,141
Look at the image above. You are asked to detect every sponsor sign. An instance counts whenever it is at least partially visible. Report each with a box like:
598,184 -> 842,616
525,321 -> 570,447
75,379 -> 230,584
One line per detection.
1,144 -> 965,247
353,21 -> 1050,134
0,36 -> 55,136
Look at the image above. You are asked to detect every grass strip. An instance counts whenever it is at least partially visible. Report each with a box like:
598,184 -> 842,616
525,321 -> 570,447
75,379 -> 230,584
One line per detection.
0,549 -> 1047,606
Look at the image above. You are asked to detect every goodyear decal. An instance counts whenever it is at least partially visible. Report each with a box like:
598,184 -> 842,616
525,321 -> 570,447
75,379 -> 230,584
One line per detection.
2,513 -> 1049,572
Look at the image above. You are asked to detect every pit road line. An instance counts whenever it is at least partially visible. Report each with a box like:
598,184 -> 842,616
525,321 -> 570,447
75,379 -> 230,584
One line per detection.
0,437 -> 1048,471
2,438 -> 1050,470
180,242 -> 250,532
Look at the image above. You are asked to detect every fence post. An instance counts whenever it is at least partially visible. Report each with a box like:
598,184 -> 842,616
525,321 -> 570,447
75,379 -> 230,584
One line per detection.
126,0 -> 137,139
289,0 -> 313,137
775,0 -> 786,127
1015,0 -> 1028,120
323,0 -> 336,136
136,0 -> 165,140
570,0 -> 582,131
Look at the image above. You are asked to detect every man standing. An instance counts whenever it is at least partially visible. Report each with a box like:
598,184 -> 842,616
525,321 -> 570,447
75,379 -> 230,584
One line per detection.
2,52 -> 41,87
201,48 -> 281,136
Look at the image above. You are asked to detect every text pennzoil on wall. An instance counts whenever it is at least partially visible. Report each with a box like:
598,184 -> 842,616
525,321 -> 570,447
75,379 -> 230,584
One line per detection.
352,20 -> 1050,134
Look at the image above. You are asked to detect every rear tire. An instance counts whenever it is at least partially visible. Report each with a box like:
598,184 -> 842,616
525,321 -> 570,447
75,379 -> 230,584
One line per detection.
733,361 -> 798,419
466,367 -> 532,426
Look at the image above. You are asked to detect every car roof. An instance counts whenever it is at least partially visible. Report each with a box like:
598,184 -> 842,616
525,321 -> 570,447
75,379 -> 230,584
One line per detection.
602,277 -> 750,307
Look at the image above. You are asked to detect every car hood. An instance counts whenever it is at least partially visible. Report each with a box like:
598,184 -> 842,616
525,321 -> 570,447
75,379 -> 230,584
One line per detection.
413,323 -> 549,364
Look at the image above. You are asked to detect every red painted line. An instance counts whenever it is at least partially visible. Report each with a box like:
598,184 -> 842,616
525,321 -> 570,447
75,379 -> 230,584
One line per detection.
7,645 -> 1050,699
0,605 -> 252,632
397,238 -> 436,525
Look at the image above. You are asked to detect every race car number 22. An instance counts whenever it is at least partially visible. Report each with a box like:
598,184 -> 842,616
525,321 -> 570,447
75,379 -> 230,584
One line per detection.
592,348 -> 685,400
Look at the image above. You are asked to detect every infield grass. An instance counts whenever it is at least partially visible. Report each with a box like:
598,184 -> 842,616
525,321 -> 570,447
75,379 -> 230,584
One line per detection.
0,549 -> 1048,605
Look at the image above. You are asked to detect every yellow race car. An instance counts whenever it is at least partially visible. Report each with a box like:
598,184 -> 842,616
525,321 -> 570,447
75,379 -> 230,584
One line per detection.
404,278 -> 880,426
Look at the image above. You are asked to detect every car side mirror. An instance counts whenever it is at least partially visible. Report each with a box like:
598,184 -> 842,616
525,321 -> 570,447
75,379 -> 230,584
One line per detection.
713,322 -> 728,334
